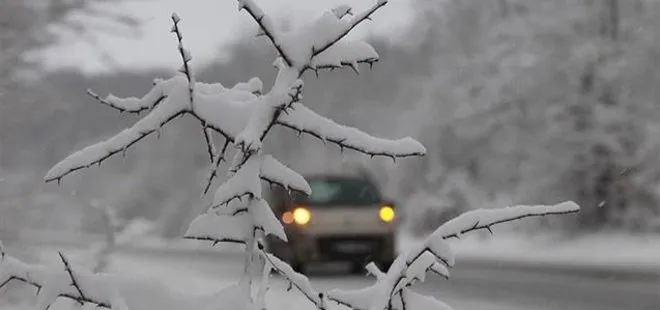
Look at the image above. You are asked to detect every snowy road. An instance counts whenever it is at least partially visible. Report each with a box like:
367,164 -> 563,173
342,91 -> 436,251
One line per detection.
102,248 -> 658,310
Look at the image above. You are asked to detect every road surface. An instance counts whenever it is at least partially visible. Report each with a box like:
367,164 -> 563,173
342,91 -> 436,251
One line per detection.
106,247 -> 659,310
3,244 -> 658,310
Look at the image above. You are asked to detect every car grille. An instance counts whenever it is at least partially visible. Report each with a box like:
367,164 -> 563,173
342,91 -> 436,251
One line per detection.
316,235 -> 385,260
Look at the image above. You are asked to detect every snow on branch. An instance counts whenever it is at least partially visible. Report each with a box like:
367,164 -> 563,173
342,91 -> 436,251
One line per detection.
0,251 -> 198,310
203,139 -> 231,195
170,14 -> 217,163
85,87 -> 165,115
277,102 -> 426,159
186,196 -> 286,246
211,153 -> 263,207
44,17 -> 260,184
260,155 -> 311,195
257,246 -> 325,309
309,0 -> 388,60
309,40 -> 378,74
232,76 -> 304,154
208,152 -> 311,207
240,0 -> 384,71
328,261 -> 453,310
184,209 -> 251,246
237,0 -> 294,67
45,80 -> 190,183
328,202 -> 580,310
434,201 -> 580,240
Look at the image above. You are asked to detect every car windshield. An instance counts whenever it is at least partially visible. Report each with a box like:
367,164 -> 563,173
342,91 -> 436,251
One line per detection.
297,177 -> 382,206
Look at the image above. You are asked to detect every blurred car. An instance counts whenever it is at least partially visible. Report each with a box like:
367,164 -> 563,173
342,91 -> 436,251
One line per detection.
265,173 -> 398,274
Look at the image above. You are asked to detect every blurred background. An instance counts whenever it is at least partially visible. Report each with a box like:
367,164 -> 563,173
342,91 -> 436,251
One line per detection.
2,1 -> 660,310
2,0 -> 660,248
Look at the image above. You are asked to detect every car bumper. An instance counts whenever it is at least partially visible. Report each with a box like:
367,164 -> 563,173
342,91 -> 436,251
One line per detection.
267,230 -> 395,264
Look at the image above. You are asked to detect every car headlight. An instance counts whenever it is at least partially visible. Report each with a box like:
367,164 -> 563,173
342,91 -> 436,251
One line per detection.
293,207 -> 311,225
379,205 -> 395,223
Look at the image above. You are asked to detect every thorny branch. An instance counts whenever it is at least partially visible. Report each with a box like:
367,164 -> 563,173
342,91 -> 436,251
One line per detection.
182,236 -> 246,247
170,13 -> 195,104
85,89 -> 163,114
58,252 -> 86,305
309,0 -> 388,63
238,0 -> 293,67
230,0 -> 392,175
377,206 -> 581,309
0,260 -> 112,308
203,139 -> 231,195
44,109 -> 187,184
257,244 -> 326,310
172,13 -> 218,164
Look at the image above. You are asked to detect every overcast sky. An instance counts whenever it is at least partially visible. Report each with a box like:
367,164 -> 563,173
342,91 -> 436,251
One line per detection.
31,0 -> 416,74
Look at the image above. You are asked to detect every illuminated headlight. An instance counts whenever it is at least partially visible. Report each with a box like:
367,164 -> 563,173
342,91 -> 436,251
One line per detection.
379,206 -> 395,223
293,207 -> 311,225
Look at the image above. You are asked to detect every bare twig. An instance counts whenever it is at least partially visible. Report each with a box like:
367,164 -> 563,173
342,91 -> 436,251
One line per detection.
182,236 -> 246,247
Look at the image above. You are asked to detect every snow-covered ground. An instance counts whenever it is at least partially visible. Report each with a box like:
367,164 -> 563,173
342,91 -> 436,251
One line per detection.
16,229 -> 660,275
398,232 -> 660,274
3,237 -> 657,310
111,231 -> 660,273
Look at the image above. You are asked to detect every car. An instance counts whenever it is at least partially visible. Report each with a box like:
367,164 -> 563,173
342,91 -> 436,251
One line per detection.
265,173 -> 398,274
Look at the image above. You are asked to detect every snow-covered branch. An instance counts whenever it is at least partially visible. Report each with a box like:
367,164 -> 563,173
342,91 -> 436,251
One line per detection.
31,2 -> 584,310
203,139 -> 231,195
277,102 -> 426,159
329,202 -> 580,310
237,0 -> 293,67
257,245 -> 326,310
309,0 -> 388,61
85,88 -> 164,115
434,201 -> 580,240
0,249 -> 223,310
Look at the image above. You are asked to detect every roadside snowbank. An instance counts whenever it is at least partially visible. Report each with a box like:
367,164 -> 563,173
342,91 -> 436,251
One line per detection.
397,231 -> 660,274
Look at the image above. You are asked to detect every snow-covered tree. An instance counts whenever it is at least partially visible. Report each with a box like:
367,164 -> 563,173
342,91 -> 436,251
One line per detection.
1,1 -> 580,310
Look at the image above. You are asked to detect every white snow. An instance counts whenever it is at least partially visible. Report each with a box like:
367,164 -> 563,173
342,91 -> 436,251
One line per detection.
32,0 -> 416,74
1,254 -> 199,310
278,102 -> 427,157
310,40 -> 379,70
260,155 -> 311,195
185,212 -> 250,245
431,201 -> 580,240
44,75 -> 192,182
250,199 -> 287,241
212,154 -> 262,207
27,2 -> 586,310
